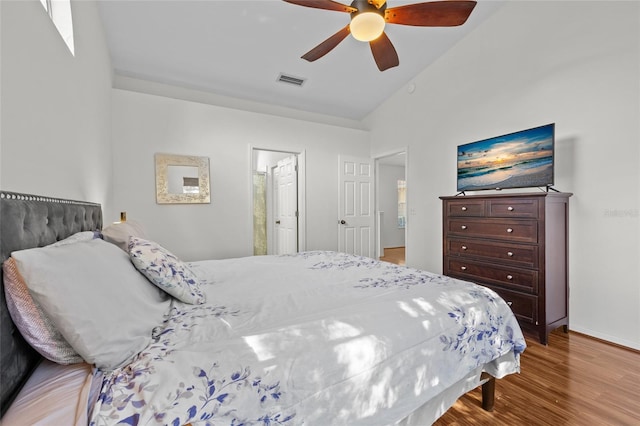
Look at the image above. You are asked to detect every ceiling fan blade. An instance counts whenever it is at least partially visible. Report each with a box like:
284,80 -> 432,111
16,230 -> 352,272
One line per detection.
370,0 -> 387,9
301,25 -> 351,62
385,1 -> 477,26
282,0 -> 356,13
369,32 -> 399,71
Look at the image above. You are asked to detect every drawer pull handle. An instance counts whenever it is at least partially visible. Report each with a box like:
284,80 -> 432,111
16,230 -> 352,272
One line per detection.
461,206 -> 467,211
461,225 -> 467,230
507,275 -> 513,280
507,251 -> 514,257
461,245 -> 467,250
506,228 -> 513,233
507,206 -> 514,211
461,266 -> 467,271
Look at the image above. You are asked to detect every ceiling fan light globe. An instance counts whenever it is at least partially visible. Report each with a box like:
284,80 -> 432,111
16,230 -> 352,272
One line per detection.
350,12 -> 385,42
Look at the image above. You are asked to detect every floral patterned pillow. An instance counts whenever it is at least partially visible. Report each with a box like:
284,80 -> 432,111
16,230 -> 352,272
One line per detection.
128,237 -> 206,305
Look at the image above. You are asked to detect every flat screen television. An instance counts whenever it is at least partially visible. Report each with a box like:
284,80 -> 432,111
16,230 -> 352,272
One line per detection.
457,123 -> 554,192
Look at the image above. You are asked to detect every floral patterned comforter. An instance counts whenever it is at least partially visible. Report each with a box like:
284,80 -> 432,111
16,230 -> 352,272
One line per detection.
89,251 -> 526,426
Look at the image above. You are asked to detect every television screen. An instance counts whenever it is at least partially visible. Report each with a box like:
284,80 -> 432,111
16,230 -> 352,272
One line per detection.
457,123 -> 554,192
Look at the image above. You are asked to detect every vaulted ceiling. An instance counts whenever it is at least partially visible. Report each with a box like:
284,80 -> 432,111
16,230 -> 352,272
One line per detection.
98,0 -> 503,121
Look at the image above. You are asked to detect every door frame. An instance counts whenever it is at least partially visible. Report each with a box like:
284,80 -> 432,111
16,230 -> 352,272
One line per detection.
250,146 -> 306,255
374,147 -> 408,262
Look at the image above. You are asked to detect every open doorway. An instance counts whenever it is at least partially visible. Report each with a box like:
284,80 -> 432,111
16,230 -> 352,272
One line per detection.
252,148 -> 305,255
375,151 -> 407,266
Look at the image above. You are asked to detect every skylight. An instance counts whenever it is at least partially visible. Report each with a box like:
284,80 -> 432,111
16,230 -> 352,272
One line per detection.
40,0 -> 75,55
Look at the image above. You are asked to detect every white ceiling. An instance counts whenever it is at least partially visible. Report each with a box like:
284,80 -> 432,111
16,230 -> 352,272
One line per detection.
97,0 -> 503,121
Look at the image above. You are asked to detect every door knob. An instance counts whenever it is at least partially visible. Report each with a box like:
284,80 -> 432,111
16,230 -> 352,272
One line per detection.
339,220 -> 346,225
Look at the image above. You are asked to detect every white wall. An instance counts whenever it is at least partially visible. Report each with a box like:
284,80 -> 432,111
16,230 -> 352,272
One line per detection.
111,89 -> 370,261
365,1 -> 640,350
0,0 -> 112,206
378,164 -> 406,248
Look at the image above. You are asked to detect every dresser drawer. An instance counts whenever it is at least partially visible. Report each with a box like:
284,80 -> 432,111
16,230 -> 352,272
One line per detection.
446,238 -> 539,269
446,258 -> 538,293
446,218 -> 538,243
485,285 -> 538,325
488,198 -> 539,218
445,199 -> 485,217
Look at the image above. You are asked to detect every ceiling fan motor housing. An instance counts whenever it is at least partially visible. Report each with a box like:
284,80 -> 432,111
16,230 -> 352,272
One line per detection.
349,0 -> 387,19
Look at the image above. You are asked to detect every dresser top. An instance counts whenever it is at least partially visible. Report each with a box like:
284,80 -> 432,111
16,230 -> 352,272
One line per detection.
440,191 -> 573,201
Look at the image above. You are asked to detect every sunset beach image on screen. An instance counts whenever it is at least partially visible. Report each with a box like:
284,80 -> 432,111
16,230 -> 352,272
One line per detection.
457,124 -> 554,191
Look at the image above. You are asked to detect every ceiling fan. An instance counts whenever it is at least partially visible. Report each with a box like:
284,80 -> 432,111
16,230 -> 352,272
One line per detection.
283,0 -> 477,71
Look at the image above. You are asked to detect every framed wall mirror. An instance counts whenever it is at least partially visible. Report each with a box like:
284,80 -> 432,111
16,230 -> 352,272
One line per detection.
155,153 -> 211,204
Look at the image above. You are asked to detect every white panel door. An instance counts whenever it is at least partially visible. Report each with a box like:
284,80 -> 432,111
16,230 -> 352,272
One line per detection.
338,155 -> 374,257
274,155 -> 298,255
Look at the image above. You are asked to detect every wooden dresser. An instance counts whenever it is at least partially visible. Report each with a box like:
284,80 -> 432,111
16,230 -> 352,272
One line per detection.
440,192 -> 572,344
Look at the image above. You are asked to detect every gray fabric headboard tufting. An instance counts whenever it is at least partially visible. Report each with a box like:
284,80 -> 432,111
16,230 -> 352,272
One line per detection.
0,191 -> 103,417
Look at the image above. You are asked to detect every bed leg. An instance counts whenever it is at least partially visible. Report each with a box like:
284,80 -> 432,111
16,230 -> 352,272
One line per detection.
480,373 -> 495,412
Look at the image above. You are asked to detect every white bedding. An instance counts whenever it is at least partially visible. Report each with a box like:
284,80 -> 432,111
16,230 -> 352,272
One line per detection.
89,251 -> 526,425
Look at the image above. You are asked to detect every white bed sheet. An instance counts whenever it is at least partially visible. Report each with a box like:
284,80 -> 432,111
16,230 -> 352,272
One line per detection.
2,360 -> 92,426
86,251 -> 525,425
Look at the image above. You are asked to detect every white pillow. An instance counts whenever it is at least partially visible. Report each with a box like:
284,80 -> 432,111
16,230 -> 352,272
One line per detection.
48,230 -> 98,247
2,230 -> 100,364
12,238 -> 171,370
128,237 -> 206,305
101,220 -> 146,251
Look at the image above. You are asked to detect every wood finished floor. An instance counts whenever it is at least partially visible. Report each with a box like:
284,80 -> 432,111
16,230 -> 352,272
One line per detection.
379,247 -> 405,266
434,329 -> 640,425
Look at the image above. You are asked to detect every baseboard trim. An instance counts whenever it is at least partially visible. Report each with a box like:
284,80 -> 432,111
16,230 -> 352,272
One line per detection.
569,330 -> 640,354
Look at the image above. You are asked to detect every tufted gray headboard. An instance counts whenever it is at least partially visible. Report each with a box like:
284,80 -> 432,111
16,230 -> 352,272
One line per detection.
0,191 -> 102,416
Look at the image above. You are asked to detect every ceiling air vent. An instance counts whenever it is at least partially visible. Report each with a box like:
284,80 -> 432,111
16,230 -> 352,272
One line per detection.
277,73 -> 306,87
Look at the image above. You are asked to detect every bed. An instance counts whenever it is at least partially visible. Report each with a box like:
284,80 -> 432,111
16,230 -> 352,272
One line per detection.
0,191 -> 526,425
